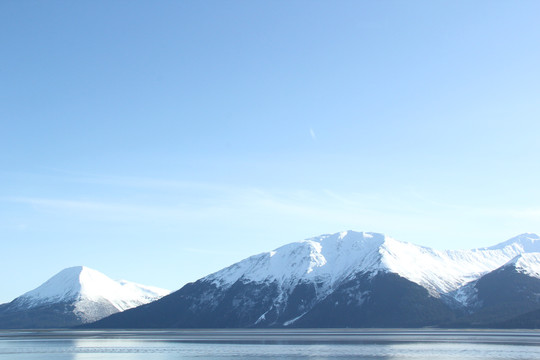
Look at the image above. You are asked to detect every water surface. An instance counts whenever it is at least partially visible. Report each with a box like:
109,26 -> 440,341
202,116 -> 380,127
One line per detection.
1,329 -> 539,359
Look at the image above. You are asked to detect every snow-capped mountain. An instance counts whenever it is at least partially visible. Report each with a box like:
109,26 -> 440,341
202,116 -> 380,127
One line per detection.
206,231 -> 539,297
87,231 -> 540,329
0,266 -> 169,328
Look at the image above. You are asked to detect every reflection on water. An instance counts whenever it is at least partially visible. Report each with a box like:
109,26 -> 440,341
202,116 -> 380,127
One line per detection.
1,329 -> 540,360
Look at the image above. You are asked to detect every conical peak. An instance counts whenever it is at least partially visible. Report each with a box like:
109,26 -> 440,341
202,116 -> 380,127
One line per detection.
56,265 -> 86,278
17,265 -> 124,306
19,266 -> 91,304
52,265 -> 100,279
63,265 -> 84,273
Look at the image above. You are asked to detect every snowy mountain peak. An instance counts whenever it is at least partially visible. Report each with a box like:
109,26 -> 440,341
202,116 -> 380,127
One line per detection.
486,233 -> 540,252
16,266 -> 170,313
502,253 -> 540,279
2,266 -> 170,327
205,231 -> 395,292
20,266 -> 88,304
308,230 -> 387,245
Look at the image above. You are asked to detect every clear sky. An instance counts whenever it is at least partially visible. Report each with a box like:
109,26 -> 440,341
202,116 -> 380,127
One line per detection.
1,1 -> 540,303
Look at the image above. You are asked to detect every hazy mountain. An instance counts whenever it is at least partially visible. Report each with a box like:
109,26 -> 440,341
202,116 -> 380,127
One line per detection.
0,266 -> 169,328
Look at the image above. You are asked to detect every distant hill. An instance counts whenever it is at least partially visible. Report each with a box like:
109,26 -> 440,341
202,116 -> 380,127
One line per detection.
0,266 -> 169,328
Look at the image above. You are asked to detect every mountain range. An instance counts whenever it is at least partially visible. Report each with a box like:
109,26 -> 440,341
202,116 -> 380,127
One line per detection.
0,266 -> 169,328
3,231 -> 540,329
88,231 -> 540,328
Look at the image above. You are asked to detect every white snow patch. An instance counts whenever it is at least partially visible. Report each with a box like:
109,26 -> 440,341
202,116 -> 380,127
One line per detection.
283,312 -> 308,326
254,309 -> 271,325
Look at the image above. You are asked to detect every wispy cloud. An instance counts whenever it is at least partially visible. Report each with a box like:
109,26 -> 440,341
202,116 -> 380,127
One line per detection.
309,128 -> 316,141
5,187 -> 412,229
3,170 -> 234,193
9,189 -> 540,225
7,196 -> 228,222
5,180 -> 540,249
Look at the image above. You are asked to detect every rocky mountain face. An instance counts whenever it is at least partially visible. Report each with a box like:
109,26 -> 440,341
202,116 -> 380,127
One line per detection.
86,231 -> 540,328
446,253 -> 540,327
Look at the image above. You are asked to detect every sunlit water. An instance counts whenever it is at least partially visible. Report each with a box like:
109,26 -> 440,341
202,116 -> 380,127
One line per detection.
1,329 -> 540,359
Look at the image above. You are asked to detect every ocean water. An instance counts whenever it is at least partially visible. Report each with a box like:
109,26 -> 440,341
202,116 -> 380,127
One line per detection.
1,329 -> 540,359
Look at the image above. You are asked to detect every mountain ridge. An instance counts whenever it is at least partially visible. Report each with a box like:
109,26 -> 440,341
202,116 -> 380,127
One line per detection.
204,230 -> 539,298
86,230 -> 540,329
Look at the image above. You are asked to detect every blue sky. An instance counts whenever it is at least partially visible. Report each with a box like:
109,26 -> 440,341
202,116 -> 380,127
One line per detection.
1,1 -> 540,302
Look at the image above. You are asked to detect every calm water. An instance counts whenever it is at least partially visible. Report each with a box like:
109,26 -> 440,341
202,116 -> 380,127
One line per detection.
1,329 -> 540,359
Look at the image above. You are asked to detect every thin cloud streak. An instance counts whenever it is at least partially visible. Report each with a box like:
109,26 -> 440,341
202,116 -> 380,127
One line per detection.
8,187 -> 540,238
7,197 -> 227,222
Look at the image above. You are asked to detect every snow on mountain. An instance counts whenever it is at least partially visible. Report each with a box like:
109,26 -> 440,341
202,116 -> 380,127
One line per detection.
204,231 -> 385,301
484,233 -> 540,252
12,266 -> 170,323
502,253 -> 540,279
378,236 -> 531,295
85,230 -> 540,329
204,231 -> 540,298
